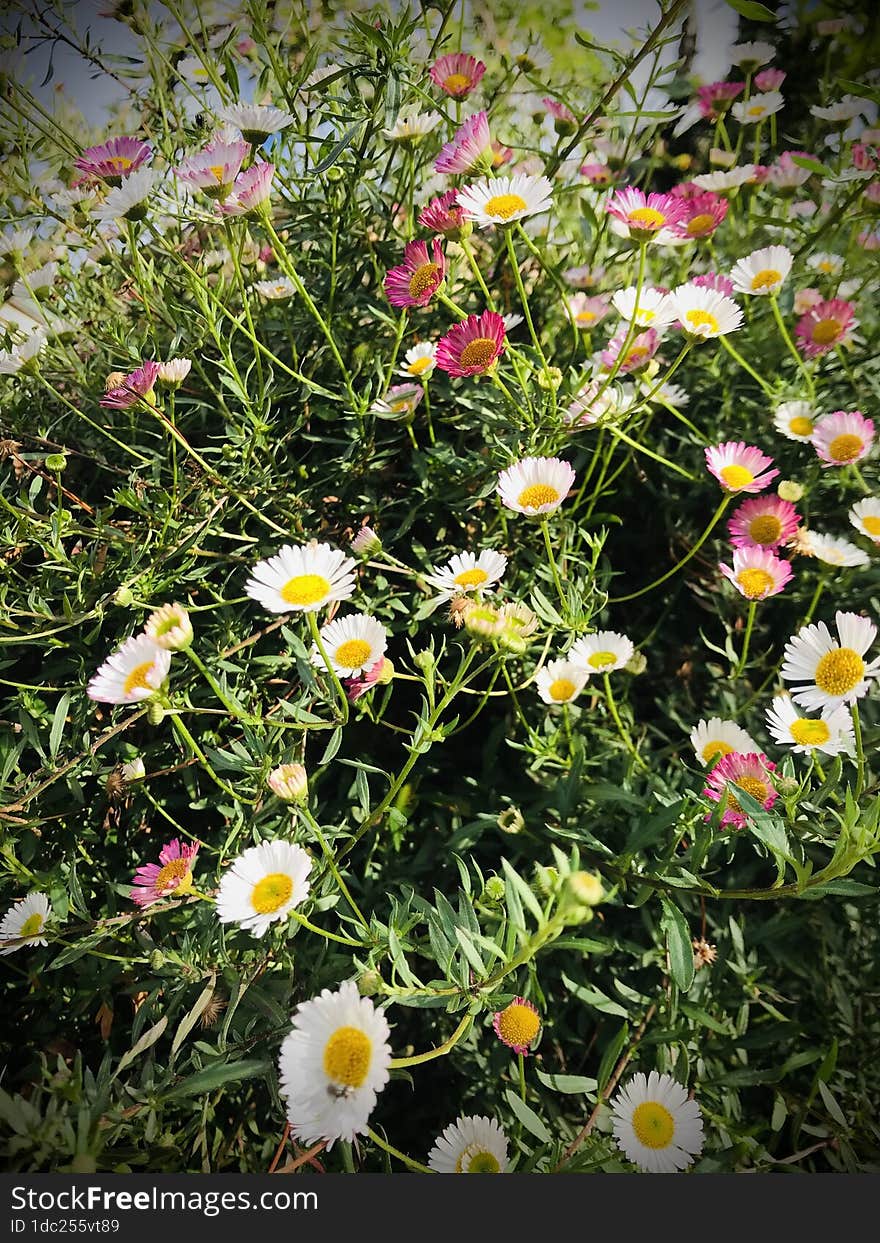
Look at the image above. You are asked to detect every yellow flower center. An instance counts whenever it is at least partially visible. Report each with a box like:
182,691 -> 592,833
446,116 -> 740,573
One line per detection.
686,212 -> 716,235
334,638 -> 373,668
789,416 -> 814,437
19,913 -> 43,938
483,193 -> 528,220
407,355 -> 433,375
323,1026 -> 372,1088
736,567 -> 775,598
155,858 -> 194,895
549,677 -> 577,701
576,310 -> 597,324
686,308 -> 720,333
736,775 -> 770,803
720,464 -> 755,489
443,72 -> 470,94
631,1101 -> 675,1149
702,739 -> 734,763
748,514 -> 782,545
587,650 -> 617,669
811,317 -> 842,344
250,872 -> 294,915
748,104 -> 766,117
627,206 -> 665,230
408,261 -> 441,298
517,483 -> 560,509
105,155 -> 134,174
814,647 -> 865,696
789,717 -> 831,746
496,1001 -> 541,1047
209,164 -> 227,183
750,267 -> 782,291
454,567 -> 489,588
818,260 -> 834,273
860,515 -> 880,536
459,337 -> 498,370
623,345 -> 650,367
123,660 -> 157,697
280,573 -> 331,607
460,1146 -> 501,1173
827,433 -> 864,463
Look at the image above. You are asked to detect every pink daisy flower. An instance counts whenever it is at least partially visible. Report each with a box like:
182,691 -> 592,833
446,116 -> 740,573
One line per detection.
696,81 -> 744,120
705,441 -> 778,494
703,752 -> 778,830
371,383 -> 424,417
719,546 -> 793,600
569,293 -> 610,330
601,326 -> 661,373
131,838 -> 199,907
419,189 -> 467,237
811,410 -> 874,468
100,360 -> 160,409
692,271 -> 735,297
543,97 -> 577,132
606,187 -> 688,241
384,238 -> 446,309
492,996 -> 542,1056
678,191 -> 728,239
435,310 -> 506,377
580,161 -> 615,186
343,656 -> 391,702
851,143 -> 878,173
491,140 -> 514,168
174,137 -> 250,198
755,68 -> 786,91
727,496 -> 800,549
74,136 -> 152,184
794,286 -> 823,315
429,52 -> 485,99
218,162 -> 274,216
434,111 -> 493,175
795,298 -> 858,357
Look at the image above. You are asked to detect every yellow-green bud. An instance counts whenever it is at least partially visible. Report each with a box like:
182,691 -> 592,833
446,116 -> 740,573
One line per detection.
566,870 -> 604,908
114,586 -> 134,607
149,949 -> 165,970
483,875 -> 506,903
534,864 -> 559,896
357,969 -> 383,996
625,651 -> 647,675
497,807 -> 525,835
777,479 -> 804,502
147,701 -> 165,726
537,365 -> 563,391
45,452 -> 67,471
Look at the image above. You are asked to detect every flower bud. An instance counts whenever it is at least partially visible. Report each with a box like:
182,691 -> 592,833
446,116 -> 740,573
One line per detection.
412,649 -> 435,675
144,602 -> 193,651
534,864 -> 559,896
537,365 -> 563,391
114,586 -> 134,607
777,479 -> 804,503
357,969 -> 384,996
625,651 -> 647,675
157,357 -> 192,387
565,870 -> 604,908
497,806 -> 525,835
482,875 -> 506,902
268,762 -> 309,803
350,524 -> 382,557
149,949 -> 165,970
45,452 -> 67,471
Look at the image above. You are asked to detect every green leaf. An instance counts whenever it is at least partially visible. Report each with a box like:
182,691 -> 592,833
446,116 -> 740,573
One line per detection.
597,1022 -> 629,1092
504,1088 -> 552,1143
535,1070 -> 598,1095
723,0 -> 777,21
113,1016 -> 168,1080
660,898 -> 695,992
791,155 -> 836,178
49,692 -> 70,760
562,974 -> 629,1018
161,1059 -> 271,1100
170,979 -> 217,1061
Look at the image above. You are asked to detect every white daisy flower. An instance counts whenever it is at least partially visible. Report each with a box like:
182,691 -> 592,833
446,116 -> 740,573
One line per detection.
774,400 -> 817,443
12,263 -> 57,302
177,55 -> 220,84
502,312 -> 524,332
0,893 -> 51,955
691,165 -> 757,192
245,540 -> 357,614
665,282 -> 744,339
801,532 -> 870,568
382,108 -> 441,142
535,659 -> 588,705
611,286 -> 674,328
610,1071 -> 704,1174
456,173 -> 554,229
144,602 -> 194,651
729,245 -> 793,296
215,839 -> 312,938
569,630 -> 634,674
732,91 -> 784,124
425,549 -> 508,600
254,277 -> 296,299
781,610 -> 880,710
0,330 -> 47,375
765,695 -> 854,756
0,226 -> 35,258
217,102 -> 296,143
849,497 -> 880,544
92,169 -> 158,223
640,379 -> 690,407
427,1115 -> 509,1173
497,456 -> 576,516
86,634 -> 171,704
396,341 -> 437,379
807,252 -> 844,276
810,96 -> 869,123
157,357 -> 192,385
689,717 -> 758,767
730,41 -> 776,70
278,980 -> 392,1146
311,612 -> 388,676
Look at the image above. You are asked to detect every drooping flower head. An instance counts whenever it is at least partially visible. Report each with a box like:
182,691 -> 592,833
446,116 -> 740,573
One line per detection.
795,297 -> 857,357
456,173 -> 553,229
436,310 -> 506,377
92,168 -> 158,223
727,495 -> 800,550
497,455 -> 575,516
492,996 -> 542,1055
605,187 -> 688,242
434,111 -> 494,175
429,52 -> 485,99
755,68 -> 786,91
245,540 -> 357,614
371,383 -> 424,418
610,1071 -> 704,1173
703,752 -> 779,829
218,162 -> 275,216
131,839 -> 199,907
719,546 -> 793,600
428,1115 -> 509,1174
543,96 -> 577,133
0,893 -> 52,955
216,839 -> 312,937
705,441 -> 778,493
730,245 -> 793,296
87,634 -> 171,704
343,656 -> 393,702
781,611 -> 879,710
100,360 -> 160,409
384,238 -> 446,308
765,695 -> 854,756
689,718 -> 757,767
730,40 -> 775,70
75,136 -> 152,184
382,109 -> 442,143
799,532 -> 869,569
810,410 -> 874,468
419,189 -> 467,238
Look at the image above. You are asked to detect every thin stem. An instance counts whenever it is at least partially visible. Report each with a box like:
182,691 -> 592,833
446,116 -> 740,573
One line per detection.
603,674 -> 649,772
307,611 -> 350,724
720,334 -> 775,396
733,601 -> 757,679
367,1128 -> 435,1174
299,805 -> 368,928
505,227 -> 553,391
389,1013 -> 473,1068
169,712 -> 254,803
288,908 -> 361,947
38,376 -> 151,464
540,518 -> 567,613
769,294 -> 815,400
610,495 -> 731,603
852,703 -> 866,797
184,647 -> 249,720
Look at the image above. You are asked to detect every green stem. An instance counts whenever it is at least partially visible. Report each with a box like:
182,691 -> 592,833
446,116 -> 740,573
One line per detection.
288,908 -> 361,947
38,376 -> 150,464
852,703 -> 866,797
734,601 -> 757,679
169,712 -> 254,803
769,294 -> 815,400
505,227 -> 553,392
610,495 -> 731,603
307,611 -> 350,724
184,647 -> 249,720
389,1013 -> 473,1068
367,1128 -> 435,1174
603,673 -> 649,772
540,518 -> 567,613
719,334 -> 775,396
299,805 -> 368,928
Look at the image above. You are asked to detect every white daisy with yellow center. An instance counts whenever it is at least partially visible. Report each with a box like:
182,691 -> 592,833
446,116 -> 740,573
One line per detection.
781,610 -> 880,710
610,1071 -> 704,1174
666,282 -> 743,339
849,497 -> 880,545
536,659 -> 588,705
456,173 -> 554,229
691,165 -> 757,192
245,540 -> 357,614
278,980 -> 392,1146
254,277 -> 296,300
311,612 -> 388,676
732,90 -> 784,124
730,245 -> 793,296
689,717 -> 757,767
611,285 -> 674,328
803,532 -> 870,568
808,252 -> 843,277
497,456 -> 576,516
427,1115 -> 509,1173
215,839 -> 312,938
425,549 -> 508,601
86,634 -> 171,705
569,630 -> 634,675
765,695 -> 854,756
0,892 -> 51,955
774,400 -> 817,443
397,341 -> 437,379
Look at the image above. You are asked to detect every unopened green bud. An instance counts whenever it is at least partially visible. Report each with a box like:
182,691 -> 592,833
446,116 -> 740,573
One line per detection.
534,864 -> 559,896
483,875 -> 506,903
114,586 -> 134,607
357,969 -> 383,996
149,949 -> 165,970
537,365 -> 563,391
45,452 -> 67,471
566,870 -> 604,908
625,651 -> 647,675
777,479 -> 804,502
147,701 -> 165,726
412,649 -> 435,675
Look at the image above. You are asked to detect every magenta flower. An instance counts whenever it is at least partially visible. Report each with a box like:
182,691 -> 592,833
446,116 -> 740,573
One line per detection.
811,410 -> 874,468
75,136 -> 152,184
703,752 -> 778,830
580,161 -> 614,186
851,143 -> 877,172
131,839 -> 199,907
606,186 -> 688,241
492,996 -> 542,1055
755,68 -> 786,91
601,326 -> 660,373
434,111 -> 493,175
343,656 -> 390,701
692,271 -> 735,297
100,360 -> 160,409
174,137 -> 250,198
727,496 -> 800,550
419,190 -> 467,237
678,191 -> 728,239
218,162 -> 274,216
429,52 -> 485,99
705,441 -> 778,494
720,547 -> 793,600
384,238 -> 446,309
795,297 -> 858,357
435,310 -> 506,377
696,81 -> 744,119
543,96 -> 577,133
